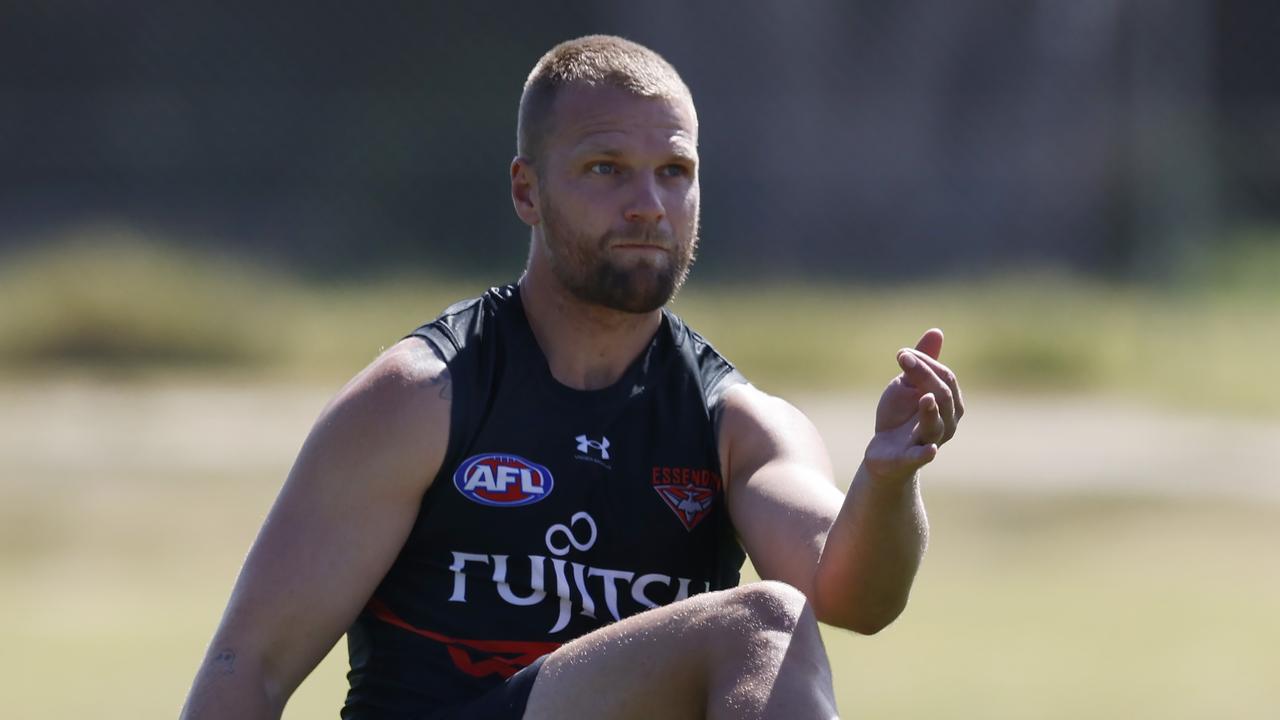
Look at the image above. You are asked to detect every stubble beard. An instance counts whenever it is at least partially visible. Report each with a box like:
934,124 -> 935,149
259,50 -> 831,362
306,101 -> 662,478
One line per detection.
538,196 -> 698,315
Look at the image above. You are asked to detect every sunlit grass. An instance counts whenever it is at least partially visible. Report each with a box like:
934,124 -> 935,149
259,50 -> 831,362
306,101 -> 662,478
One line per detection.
675,273 -> 1277,415
2,229 -> 1276,413
4,472 -> 1277,719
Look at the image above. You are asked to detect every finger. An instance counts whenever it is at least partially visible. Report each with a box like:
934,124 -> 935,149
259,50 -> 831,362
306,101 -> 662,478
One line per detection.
875,378 -> 923,432
911,394 -> 946,446
905,349 -> 965,427
914,328 -> 944,360
898,350 -> 957,440
863,435 -> 936,482
905,442 -> 939,467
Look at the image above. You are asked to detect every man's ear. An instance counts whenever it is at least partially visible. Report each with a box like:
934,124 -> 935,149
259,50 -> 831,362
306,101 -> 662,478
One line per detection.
511,157 -> 541,227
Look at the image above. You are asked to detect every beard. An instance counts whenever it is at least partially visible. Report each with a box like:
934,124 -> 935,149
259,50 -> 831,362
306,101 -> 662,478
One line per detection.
538,195 -> 698,314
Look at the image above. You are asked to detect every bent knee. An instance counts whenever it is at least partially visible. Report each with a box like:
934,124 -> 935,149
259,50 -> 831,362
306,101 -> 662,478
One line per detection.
722,580 -> 810,634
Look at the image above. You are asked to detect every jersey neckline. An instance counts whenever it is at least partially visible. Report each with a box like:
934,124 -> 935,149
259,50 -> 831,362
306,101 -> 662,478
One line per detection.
498,284 -> 673,408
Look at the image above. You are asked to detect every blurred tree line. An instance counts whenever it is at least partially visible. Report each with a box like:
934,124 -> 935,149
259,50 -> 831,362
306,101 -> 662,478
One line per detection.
2,0 -> 1277,281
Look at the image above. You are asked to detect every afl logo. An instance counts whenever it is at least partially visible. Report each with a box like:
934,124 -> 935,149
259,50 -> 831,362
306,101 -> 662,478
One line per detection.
453,453 -> 555,507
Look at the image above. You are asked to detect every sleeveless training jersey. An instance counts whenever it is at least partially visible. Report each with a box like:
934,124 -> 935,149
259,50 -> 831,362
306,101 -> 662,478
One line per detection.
342,284 -> 748,717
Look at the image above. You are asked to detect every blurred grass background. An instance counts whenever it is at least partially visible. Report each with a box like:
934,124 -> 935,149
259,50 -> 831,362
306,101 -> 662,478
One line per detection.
2,234 -> 1278,718
4,229 -> 1278,410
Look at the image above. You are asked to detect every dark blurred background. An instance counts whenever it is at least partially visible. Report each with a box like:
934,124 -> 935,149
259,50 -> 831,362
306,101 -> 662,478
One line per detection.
4,1 -> 1277,281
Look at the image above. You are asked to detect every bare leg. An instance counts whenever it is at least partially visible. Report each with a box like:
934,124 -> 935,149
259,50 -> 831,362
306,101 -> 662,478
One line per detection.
522,580 -> 838,720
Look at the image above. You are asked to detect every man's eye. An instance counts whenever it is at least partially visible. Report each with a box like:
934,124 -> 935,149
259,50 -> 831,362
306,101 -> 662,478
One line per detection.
589,162 -> 617,175
660,164 -> 691,178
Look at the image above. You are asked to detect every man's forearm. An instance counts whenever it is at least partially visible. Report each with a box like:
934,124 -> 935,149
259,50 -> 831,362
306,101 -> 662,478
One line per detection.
180,648 -> 284,720
811,462 -> 928,633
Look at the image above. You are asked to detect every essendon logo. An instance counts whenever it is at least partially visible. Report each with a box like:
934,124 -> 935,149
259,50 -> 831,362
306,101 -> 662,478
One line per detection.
454,453 -> 554,507
651,466 -> 721,531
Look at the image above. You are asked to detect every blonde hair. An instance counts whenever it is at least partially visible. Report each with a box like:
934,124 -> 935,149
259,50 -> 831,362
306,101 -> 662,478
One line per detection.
517,35 -> 693,163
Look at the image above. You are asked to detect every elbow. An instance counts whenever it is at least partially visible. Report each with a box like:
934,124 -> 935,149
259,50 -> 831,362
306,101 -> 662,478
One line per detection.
810,563 -> 915,634
822,607 -> 904,635
813,592 -> 908,635
843,609 -> 901,635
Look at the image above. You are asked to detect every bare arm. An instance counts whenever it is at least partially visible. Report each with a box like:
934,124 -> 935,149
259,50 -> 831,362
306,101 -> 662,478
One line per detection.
180,338 -> 451,719
721,329 -> 963,634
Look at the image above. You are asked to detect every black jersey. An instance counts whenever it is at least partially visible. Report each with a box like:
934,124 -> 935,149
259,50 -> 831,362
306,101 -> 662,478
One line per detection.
342,284 -> 747,717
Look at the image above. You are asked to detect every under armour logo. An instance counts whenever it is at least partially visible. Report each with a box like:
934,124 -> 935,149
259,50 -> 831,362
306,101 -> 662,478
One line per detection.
575,434 -> 610,460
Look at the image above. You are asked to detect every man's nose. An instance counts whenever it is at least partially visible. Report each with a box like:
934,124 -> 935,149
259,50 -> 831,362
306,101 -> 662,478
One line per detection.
623,175 -> 665,224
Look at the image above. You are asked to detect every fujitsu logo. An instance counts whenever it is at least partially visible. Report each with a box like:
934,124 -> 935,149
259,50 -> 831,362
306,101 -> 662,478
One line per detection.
447,511 -> 711,634
574,434 -> 610,459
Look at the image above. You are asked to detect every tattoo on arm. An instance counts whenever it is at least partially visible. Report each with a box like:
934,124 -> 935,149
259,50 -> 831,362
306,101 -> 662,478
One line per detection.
431,367 -> 452,401
210,648 -> 236,676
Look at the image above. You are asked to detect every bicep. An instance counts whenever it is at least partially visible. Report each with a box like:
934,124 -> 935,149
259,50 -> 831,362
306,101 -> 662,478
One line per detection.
720,386 -> 843,599
211,339 -> 450,697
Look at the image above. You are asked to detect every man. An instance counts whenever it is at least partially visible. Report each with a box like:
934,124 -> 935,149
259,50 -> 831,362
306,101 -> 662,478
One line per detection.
181,35 -> 963,719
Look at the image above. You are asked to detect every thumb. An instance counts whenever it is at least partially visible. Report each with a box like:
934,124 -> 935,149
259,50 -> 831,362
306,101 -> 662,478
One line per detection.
906,442 -> 939,466
914,328 -> 944,360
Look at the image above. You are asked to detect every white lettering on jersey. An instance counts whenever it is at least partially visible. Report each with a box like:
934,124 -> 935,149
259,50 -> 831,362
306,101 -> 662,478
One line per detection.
496,465 -> 520,490
631,573 -> 673,610
493,554 -> 546,606
675,577 -> 695,602
587,567 -> 635,621
550,557 -> 573,633
446,511 -> 713,633
463,464 -> 544,494
520,468 -> 544,494
448,552 -> 490,602
462,465 -> 497,492
571,561 -> 597,620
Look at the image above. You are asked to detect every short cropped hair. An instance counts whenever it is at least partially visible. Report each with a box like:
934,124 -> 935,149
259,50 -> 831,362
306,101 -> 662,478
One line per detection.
517,35 -> 694,164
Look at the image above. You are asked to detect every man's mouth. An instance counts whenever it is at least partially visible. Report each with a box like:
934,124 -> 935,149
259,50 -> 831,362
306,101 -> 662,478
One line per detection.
611,242 -> 669,251
605,227 -> 674,253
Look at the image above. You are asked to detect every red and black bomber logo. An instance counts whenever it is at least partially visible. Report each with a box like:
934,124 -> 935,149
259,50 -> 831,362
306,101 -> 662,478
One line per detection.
651,466 -> 721,531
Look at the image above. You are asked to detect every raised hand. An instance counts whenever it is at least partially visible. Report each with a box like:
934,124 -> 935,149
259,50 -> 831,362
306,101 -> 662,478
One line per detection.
864,328 -> 965,484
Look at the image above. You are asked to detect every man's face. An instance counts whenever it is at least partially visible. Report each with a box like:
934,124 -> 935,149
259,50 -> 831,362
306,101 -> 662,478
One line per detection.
533,83 -> 700,314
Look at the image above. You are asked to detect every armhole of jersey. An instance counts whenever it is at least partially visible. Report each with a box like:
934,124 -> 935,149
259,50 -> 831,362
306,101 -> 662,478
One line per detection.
705,366 -> 747,434
403,290 -> 508,512
675,323 -> 750,591
711,366 -> 750,591
405,322 -> 469,487
674,318 -> 749,452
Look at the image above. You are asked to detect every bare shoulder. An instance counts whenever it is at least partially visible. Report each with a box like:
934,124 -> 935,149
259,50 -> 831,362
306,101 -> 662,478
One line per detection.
326,337 -> 451,419
302,336 -> 453,495
350,336 -> 449,396
716,384 -> 833,490
718,384 -> 827,457
719,383 -> 802,423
